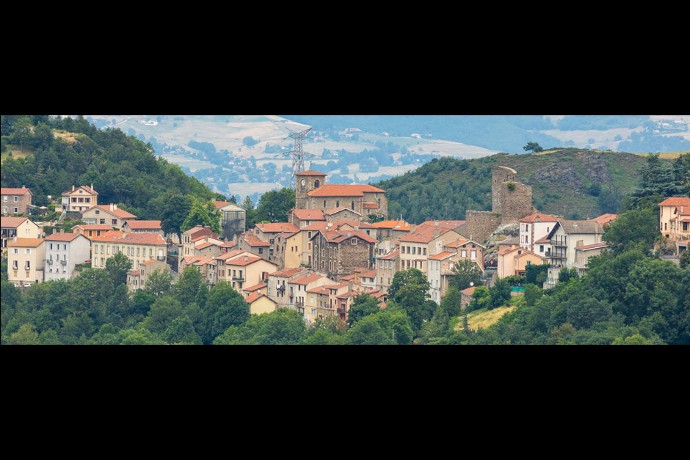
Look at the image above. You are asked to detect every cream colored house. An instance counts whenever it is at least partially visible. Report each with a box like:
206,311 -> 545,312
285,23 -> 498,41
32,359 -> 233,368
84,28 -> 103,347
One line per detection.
543,220 -> 604,289
44,232 -> 91,281
246,292 -> 278,315
58,185 -> 98,213
659,197 -> 690,241
121,220 -> 163,235
91,231 -> 167,270
288,272 -> 333,322
73,224 -> 114,240
518,213 -> 560,254
126,259 -> 171,292
2,216 -> 41,252
375,248 -> 399,293
82,204 -> 137,229
179,225 -> 219,267
283,231 -> 304,268
497,246 -> 545,278
288,208 -> 325,228
7,237 -> 45,286
573,242 -> 608,276
215,251 -> 277,292
398,220 -> 465,274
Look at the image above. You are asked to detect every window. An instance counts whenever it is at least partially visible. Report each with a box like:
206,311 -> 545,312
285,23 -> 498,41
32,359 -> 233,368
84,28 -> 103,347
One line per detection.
25,261 -> 30,270
461,250 -> 467,258
63,244 -> 66,250
323,200 -> 327,208
13,208 -> 18,213
540,245 -> 544,252
85,198 -> 90,203
95,210 -> 100,214
14,196 -> 19,202
336,200 -> 340,208
149,248 -> 153,258
664,223 -> 667,230
2,196 -> 6,202
412,247 -> 416,255
107,245 -> 110,254
684,223 -> 688,231
78,197 -> 84,203
72,198 -> 77,202
259,248 -> 263,254
351,238 -> 357,245
50,243 -> 53,250
423,248 -> 427,255
12,260 -> 18,269
25,248 -> 31,254
112,219 -> 117,225
351,201 -> 355,210
99,218 -> 105,224
471,250 -> 476,259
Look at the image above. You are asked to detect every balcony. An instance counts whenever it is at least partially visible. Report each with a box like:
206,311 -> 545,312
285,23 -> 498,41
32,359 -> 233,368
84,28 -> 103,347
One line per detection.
157,256 -> 165,261
46,259 -> 53,265
232,276 -> 245,281
550,239 -> 567,247
60,260 -> 67,265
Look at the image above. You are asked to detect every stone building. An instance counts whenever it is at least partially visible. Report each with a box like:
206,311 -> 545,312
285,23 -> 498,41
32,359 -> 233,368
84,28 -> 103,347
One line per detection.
1,187 -> 33,215
310,229 -> 376,281
491,166 -> 534,223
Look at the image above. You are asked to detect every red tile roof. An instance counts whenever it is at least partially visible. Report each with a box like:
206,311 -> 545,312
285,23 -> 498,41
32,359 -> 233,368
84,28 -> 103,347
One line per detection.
243,282 -> 267,292
256,222 -> 299,233
307,285 -> 337,295
295,170 -> 327,176
220,241 -> 236,248
75,224 -> 113,231
307,184 -> 385,197
61,185 -> 97,196
497,246 -> 520,256
215,250 -> 250,261
290,273 -> 325,285
359,270 -> 376,278
123,220 -> 162,229
93,205 -> 137,219
333,219 -> 375,229
371,220 -> 412,231
271,267 -> 306,278
182,225 -> 218,238
7,237 -> 44,247
378,249 -> 400,260
140,259 -> 160,265
461,286 -> 476,296
575,242 -> 609,250
589,213 -> 618,226
192,257 -> 215,266
128,270 -> 141,276
519,213 -> 560,223
195,241 -> 220,250
324,206 -> 357,215
428,251 -> 455,261
1,187 -> 32,195
243,234 -> 270,247
659,197 -> 690,207
301,221 -> 330,231
91,231 -> 166,245
444,238 -> 469,248
291,209 -> 325,221
245,292 -> 272,304
326,230 -> 376,244
400,220 -> 464,243
46,232 -> 82,242
225,255 -> 263,266
1,216 -> 29,228
678,240 -> 689,246
534,235 -> 551,244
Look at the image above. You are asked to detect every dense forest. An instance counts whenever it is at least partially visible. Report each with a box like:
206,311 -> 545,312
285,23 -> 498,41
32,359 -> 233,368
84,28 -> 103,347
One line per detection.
375,149 -> 687,223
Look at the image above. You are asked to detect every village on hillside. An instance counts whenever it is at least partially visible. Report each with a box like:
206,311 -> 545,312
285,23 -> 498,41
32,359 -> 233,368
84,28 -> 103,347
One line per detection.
2,166 -> 689,326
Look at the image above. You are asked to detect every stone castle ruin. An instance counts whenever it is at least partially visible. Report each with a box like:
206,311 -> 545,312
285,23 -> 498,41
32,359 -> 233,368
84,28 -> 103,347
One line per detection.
459,166 -> 534,244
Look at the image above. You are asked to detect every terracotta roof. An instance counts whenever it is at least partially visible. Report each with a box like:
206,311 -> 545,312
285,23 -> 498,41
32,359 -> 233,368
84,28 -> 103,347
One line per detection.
331,281 -> 350,290
307,184 -> 385,197
399,220 -> 464,243
659,197 -> 690,207
195,241 -> 221,250
215,250 -> 249,261
444,239 -> 468,248
307,285 -> 336,295
428,251 -> 455,261
1,187 -> 31,195
246,292 -> 273,304
61,185 -> 97,196
271,267 -> 306,278
589,213 -> 618,226
182,226 -> 218,238
678,240 -> 689,246
45,232 -> 82,242
243,282 -> 267,292
225,255 -> 263,266
326,230 -> 376,244
75,224 -> 113,231
220,241 -> 236,248
575,242 -> 609,251
7,237 -> 44,247
243,234 -> 270,247
140,259 -> 160,265
123,220 -> 161,229
371,220 -> 412,231
332,219 -> 375,229
192,257 -> 214,266
192,235 -> 220,243
290,273 -> 325,285
93,205 -> 137,219
378,249 -> 400,260
515,249 -> 543,259
128,270 -> 141,276
325,206 -> 360,215
1,216 -> 28,228
461,286 -> 476,296
337,291 -> 360,299
359,270 -> 376,278
295,170 -> 327,176
341,274 -> 355,281
256,222 -> 299,234
301,222 -> 330,231
291,209 -> 325,221
519,213 -> 560,223
91,231 -> 166,245
497,246 -> 520,256
534,235 -> 551,244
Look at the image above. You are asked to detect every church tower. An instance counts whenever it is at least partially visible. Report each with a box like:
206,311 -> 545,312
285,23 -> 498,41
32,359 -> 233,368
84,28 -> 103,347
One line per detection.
295,170 -> 327,209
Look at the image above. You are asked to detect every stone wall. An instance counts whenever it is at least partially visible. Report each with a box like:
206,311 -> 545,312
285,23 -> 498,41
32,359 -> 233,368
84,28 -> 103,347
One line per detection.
491,166 -> 533,224
460,210 -> 502,244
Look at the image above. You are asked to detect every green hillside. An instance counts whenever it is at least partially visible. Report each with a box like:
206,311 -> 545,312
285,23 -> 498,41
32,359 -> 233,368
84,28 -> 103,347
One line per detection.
1,116 -> 218,216
376,148 -> 664,223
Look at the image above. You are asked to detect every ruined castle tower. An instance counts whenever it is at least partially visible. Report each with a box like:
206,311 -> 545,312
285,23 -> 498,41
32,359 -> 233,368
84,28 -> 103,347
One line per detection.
491,166 -> 533,223
294,170 -> 327,209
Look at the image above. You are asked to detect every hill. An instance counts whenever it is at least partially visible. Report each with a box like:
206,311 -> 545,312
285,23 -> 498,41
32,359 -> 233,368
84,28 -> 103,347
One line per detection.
375,148 -> 660,223
0,116 -> 218,215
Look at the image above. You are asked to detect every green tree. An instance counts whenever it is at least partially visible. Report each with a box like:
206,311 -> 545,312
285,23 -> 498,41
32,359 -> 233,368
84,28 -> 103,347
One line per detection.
254,188 -> 296,223
7,323 -> 39,345
145,268 -> 174,297
632,153 -> 683,204
347,315 -> 396,345
525,263 -> 549,285
557,267 -> 579,284
119,327 -> 166,345
489,278 -> 511,310
215,309 -> 305,345
301,315 -> 347,345
680,250 -> 690,269
163,315 -> 202,344
174,266 -> 206,306
523,142 -> 543,153
467,285 -> 490,312
388,269 -> 433,331
204,281 -> 249,342
524,284 -> 543,307
612,334 -> 658,345
160,194 -> 192,241
347,294 -> 380,325
439,286 -> 462,317
376,309 -> 415,345
181,198 -> 220,234
105,252 -> 132,286
450,259 -> 483,291
603,207 -> 659,253
143,296 -> 185,334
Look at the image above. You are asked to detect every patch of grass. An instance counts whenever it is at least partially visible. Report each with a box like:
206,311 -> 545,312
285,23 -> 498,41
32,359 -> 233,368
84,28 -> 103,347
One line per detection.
634,151 -> 688,160
455,305 -> 517,332
52,129 -> 80,144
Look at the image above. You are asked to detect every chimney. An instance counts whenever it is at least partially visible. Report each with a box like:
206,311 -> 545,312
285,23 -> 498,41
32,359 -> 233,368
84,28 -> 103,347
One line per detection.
52,228 -> 57,234
90,183 -> 93,191
22,185 -> 25,189
60,229 -> 64,234
72,185 -> 75,192
114,204 -> 118,210
110,203 -> 114,211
